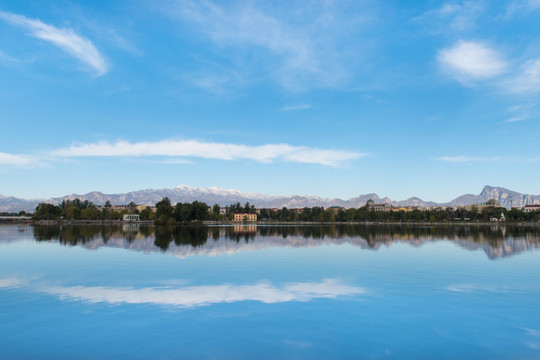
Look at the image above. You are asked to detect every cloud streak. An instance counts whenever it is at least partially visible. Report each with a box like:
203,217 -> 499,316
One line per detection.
40,279 -> 365,308
445,283 -> 540,293
50,139 -> 364,166
0,11 -> 107,75
435,156 -> 540,163
0,152 -> 38,167
282,104 -> 312,112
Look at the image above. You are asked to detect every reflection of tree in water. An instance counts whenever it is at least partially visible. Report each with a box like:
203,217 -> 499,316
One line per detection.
153,226 -> 210,251
154,226 -> 173,251
172,226 -> 208,248
31,224 -> 540,258
33,225 -> 155,246
211,227 -> 221,241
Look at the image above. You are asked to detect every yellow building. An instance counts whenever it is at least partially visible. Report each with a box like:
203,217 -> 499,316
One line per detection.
233,213 -> 257,221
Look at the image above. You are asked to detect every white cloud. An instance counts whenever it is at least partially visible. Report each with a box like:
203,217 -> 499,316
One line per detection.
40,279 -> 365,308
0,152 -> 37,166
282,104 -> 312,112
438,42 -> 540,95
50,139 -> 364,166
0,11 -> 107,75
438,41 -> 507,81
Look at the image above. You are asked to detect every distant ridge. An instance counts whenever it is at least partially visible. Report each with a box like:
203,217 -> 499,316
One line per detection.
1,185 -> 539,213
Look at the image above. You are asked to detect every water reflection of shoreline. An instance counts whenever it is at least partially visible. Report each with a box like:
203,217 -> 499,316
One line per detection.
18,224 -> 540,259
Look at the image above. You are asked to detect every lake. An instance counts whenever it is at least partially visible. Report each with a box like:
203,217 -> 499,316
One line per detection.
1,224 -> 540,359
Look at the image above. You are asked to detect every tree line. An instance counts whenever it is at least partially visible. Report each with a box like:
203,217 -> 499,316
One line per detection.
32,199 -> 156,221
154,199 -> 256,224
31,197 -> 540,223
259,206 -> 540,223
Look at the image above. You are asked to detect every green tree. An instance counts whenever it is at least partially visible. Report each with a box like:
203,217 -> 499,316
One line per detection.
33,203 -> 61,220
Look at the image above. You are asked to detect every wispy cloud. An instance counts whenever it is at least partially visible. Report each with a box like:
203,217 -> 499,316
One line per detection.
0,50 -> 18,63
437,41 -> 507,82
40,279 -> 365,308
0,152 -> 38,167
160,1 -> 372,91
182,70 -> 246,94
50,139 -> 364,166
282,104 -> 312,112
505,58 -> 540,93
414,1 -> 484,33
0,11 -> 107,75
503,0 -> 540,18
435,156 -> 540,163
504,115 -> 529,123
502,103 -> 536,123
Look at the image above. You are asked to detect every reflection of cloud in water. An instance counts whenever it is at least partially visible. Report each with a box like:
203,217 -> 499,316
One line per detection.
283,339 -> 313,348
0,278 -> 24,288
445,283 -> 540,293
523,328 -> 540,350
39,279 -> 365,308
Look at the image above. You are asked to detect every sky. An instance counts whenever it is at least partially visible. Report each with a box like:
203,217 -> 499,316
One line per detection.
0,0 -> 539,202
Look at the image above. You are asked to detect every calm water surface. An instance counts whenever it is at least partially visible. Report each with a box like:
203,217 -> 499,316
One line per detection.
1,224 -> 540,359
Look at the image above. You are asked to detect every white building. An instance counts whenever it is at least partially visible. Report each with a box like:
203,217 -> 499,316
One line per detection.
123,214 -> 140,222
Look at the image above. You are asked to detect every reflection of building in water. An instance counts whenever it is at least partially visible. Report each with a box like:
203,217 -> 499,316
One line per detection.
233,213 -> 257,221
233,225 -> 257,233
123,223 -> 141,232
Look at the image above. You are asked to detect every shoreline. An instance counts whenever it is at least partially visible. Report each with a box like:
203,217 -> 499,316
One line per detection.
20,219 -> 540,227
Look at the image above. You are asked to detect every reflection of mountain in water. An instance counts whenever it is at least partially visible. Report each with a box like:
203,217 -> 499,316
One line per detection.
27,224 -> 540,260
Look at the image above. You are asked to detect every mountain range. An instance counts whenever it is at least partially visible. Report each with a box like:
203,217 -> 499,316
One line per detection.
1,185 -> 539,213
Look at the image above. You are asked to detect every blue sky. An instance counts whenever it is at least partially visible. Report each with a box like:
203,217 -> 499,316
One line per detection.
1,0 -> 539,202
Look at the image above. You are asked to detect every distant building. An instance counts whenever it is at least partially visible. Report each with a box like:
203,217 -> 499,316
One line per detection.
326,206 -> 345,214
136,205 -> 156,213
100,204 -> 156,213
466,199 -> 501,212
233,213 -> 257,222
365,199 -> 393,212
392,206 -> 418,212
490,212 -> 505,223
523,205 -> 540,213
123,214 -> 140,222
